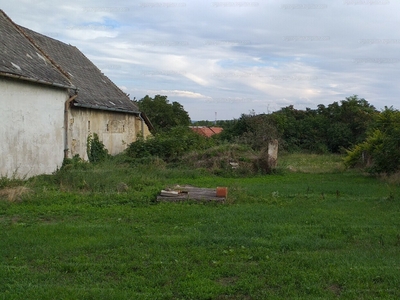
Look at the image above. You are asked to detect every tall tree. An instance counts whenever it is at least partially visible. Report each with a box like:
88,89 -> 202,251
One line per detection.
323,95 -> 377,152
137,95 -> 190,132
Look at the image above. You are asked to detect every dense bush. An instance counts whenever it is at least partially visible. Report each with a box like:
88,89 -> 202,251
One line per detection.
87,133 -> 110,163
218,113 -> 279,151
60,154 -> 91,171
344,107 -> 400,174
177,143 -> 279,176
126,126 -> 216,162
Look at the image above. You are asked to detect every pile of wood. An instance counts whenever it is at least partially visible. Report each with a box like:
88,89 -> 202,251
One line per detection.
157,185 -> 227,203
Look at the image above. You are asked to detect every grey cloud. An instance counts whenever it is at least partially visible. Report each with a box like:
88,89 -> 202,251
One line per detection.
4,0 -> 400,119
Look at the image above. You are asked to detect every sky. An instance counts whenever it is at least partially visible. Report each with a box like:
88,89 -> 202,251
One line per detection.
2,0 -> 400,120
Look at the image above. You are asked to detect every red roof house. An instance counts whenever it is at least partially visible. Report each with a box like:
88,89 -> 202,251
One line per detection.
189,126 -> 223,137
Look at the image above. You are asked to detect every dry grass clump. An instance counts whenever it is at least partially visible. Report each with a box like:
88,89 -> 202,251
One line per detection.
0,186 -> 32,202
379,171 -> 400,185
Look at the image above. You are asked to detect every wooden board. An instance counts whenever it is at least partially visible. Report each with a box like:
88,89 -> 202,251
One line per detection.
157,186 -> 226,203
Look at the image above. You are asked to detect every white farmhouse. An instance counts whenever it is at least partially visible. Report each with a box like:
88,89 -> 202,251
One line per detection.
0,10 -> 152,178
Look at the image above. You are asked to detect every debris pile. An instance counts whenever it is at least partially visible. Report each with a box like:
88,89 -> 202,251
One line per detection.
157,185 -> 227,202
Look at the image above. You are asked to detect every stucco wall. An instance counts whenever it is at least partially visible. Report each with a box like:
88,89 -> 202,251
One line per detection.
0,77 -> 69,178
67,107 -> 151,160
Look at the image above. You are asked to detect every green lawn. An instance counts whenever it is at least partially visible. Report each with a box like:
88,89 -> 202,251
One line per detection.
1,154 -> 400,299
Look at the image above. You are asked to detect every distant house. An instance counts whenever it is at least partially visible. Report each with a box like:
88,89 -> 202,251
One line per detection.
189,126 -> 223,137
0,10 -> 152,178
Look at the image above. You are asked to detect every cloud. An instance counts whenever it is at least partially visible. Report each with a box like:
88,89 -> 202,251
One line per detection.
3,0 -> 400,119
145,89 -> 209,99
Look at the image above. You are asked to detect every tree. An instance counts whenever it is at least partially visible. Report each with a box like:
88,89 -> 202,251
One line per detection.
268,95 -> 377,153
344,107 -> 400,174
269,105 -> 326,152
137,95 -> 190,132
219,113 -> 279,150
323,95 -> 377,152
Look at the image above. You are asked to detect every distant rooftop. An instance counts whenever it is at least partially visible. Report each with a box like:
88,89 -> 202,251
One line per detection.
189,126 -> 223,137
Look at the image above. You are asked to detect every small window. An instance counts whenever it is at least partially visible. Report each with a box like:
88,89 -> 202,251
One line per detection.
106,123 -> 109,132
88,120 -> 90,131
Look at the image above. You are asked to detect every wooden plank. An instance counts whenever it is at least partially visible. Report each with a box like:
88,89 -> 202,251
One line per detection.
160,190 -> 179,197
157,185 -> 226,202
157,196 -> 225,202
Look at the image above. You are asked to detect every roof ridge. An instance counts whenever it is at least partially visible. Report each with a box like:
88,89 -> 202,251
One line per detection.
208,126 -> 217,134
0,10 -> 72,83
19,25 -> 71,46
0,10 -> 74,89
21,26 -> 130,101
16,25 -> 72,81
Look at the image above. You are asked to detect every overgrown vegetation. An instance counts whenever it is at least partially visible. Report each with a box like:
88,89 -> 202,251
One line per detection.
127,126 -> 216,162
127,127 -> 277,176
345,107 -> 400,174
218,112 -> 280,150
192,95 -> 400,175
128,94 -> 388,174
180,143 -> 274,176
86,133 -> 110,163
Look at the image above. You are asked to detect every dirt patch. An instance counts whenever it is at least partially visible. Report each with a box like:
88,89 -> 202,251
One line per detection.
117,182 -> 129,193
327,284 -> 342,297
11,216 -> 21,224
0,186 -> 32,202
216,276 -> 238,286
215,294 -> 251,300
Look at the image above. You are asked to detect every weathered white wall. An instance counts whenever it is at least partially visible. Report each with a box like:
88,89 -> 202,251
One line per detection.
67,107 -> 151,160
0,77 -> 69,178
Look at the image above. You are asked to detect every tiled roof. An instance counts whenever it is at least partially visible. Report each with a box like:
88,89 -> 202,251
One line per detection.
209,127 -> 223,135
0,10 -> 72,88
0,10 -> 140,114
20,27 -> 139,114
190,126 -> 223,137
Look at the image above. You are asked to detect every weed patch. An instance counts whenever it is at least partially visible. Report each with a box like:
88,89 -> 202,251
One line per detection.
180,144 -> 276,176
0,186 -> 32,202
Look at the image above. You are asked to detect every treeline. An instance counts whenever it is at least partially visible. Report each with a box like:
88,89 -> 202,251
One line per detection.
134,94 -> 400,174
212,95 -> 378,153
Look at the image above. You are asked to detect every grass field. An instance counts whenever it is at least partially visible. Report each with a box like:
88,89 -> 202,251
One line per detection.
1,153 -> 400,299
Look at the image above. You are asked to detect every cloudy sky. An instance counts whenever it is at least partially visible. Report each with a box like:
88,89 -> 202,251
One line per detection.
3,0 -> 400,120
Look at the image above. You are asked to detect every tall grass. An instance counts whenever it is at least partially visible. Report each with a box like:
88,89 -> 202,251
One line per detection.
278,152 -> 346,173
